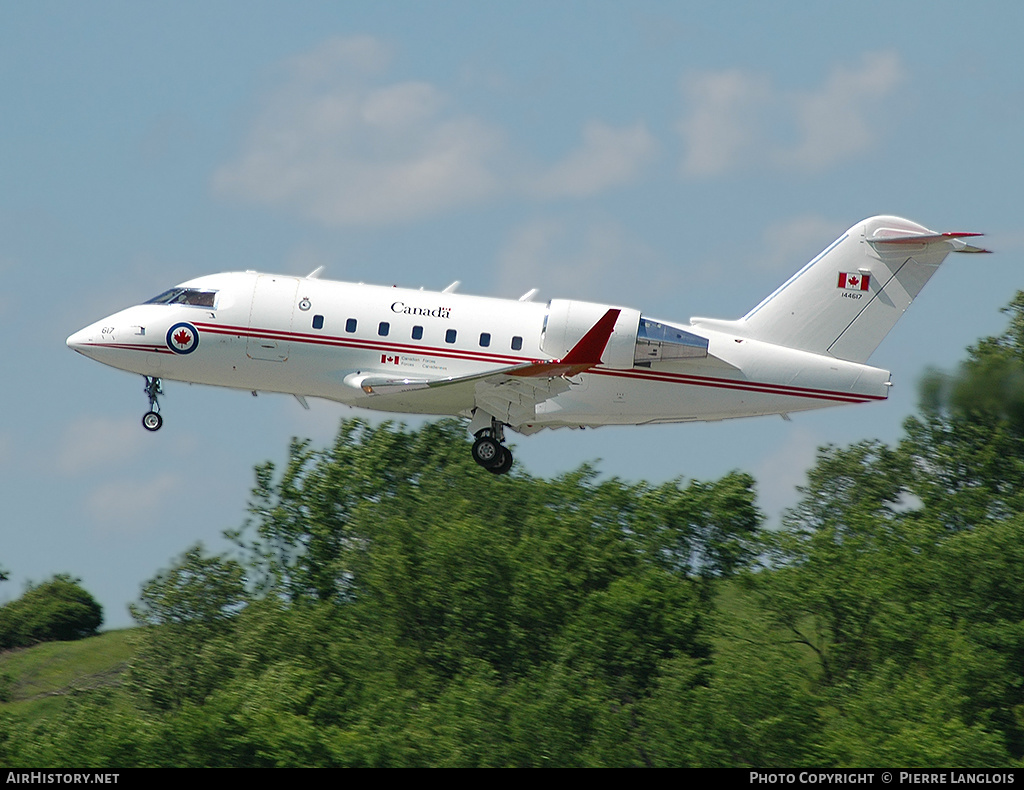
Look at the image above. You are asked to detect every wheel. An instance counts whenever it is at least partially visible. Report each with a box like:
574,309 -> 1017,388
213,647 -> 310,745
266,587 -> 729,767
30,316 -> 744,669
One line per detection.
471,436 -> 502,468
488,446 -> 513,475
142,411 -> 163,432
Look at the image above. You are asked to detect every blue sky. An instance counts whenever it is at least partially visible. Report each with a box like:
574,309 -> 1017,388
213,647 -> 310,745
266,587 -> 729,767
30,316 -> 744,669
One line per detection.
3,1 -> 1023,628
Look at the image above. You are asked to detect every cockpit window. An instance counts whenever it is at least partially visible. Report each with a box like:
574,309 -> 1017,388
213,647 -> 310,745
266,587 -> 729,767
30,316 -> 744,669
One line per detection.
145,288 -> 218,308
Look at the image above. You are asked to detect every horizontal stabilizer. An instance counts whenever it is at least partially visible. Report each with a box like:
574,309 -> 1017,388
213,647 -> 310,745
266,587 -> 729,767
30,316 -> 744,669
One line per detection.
868,229 -> 991,254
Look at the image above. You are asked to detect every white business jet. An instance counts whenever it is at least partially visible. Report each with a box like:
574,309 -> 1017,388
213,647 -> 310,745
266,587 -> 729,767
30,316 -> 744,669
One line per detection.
67,216 -> 987,474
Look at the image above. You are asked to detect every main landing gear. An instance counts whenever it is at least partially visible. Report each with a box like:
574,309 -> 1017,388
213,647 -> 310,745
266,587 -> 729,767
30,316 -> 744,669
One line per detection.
142,376 -> 163,432
471,418 -> 513,475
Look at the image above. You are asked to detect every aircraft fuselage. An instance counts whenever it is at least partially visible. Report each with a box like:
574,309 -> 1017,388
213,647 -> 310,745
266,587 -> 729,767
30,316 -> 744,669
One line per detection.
67,216 -> 985,472
67,270 -> 889,431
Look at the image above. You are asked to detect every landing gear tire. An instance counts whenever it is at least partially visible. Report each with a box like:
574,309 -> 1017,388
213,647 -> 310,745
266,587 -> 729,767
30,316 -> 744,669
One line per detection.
470,415 -> 513,475
472,436 -> 502,468
141,376 -> 164,432
488,446 -> 513,475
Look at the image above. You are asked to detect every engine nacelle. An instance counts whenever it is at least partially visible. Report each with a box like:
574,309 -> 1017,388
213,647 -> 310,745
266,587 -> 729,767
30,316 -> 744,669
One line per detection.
542,299 -> 641,369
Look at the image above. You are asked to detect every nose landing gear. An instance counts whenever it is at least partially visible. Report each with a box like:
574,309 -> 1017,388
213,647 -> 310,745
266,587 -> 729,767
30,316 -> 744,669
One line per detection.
142,376 -> 163,432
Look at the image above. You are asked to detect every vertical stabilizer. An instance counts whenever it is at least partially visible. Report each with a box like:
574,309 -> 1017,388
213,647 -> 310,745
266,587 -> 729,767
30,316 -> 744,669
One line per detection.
721,216 -> 986,363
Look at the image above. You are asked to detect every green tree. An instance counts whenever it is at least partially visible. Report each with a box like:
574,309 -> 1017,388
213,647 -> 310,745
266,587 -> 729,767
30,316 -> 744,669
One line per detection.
735,295 -> 1024,764
0,574 -> 102,648
1,419 -> 769,766
115,418 -> 761,765
905,292 -> 1024,530
127,545 -> 248,711
821,661 -> 1009,767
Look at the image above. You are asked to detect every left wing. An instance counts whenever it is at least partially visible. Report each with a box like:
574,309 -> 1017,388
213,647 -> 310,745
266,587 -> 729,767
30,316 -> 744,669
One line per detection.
343,309 -> 621,424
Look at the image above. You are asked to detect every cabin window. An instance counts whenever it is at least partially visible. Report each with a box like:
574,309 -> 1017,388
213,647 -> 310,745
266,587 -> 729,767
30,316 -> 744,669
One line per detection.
412,325 -> 423,340
312,314 -> 324,330
378,322 -> 390,337
346,318 -> 357,333
479,332 -> 491,347
445,329 -> 457,344
511,336 -> 523,351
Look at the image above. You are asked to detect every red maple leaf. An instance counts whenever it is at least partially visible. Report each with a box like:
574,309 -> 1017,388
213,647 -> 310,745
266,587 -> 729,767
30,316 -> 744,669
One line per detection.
848,275 -> 859,287
173,328 -> 192,347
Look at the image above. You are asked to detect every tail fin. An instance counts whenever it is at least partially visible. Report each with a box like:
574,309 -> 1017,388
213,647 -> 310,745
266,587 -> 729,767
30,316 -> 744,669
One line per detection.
694,216 -> 988,363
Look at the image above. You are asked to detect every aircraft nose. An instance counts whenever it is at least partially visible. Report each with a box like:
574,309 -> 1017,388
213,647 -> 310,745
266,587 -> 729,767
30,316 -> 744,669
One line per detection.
66,327 -> 89,352
66,322 -> 108,356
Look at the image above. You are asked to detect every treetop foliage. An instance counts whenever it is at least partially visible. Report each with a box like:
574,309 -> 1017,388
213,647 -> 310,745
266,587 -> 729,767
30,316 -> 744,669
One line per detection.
0,574 -> 102,650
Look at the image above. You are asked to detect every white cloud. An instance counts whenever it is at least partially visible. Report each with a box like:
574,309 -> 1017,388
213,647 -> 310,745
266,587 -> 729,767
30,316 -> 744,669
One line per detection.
681,213 -> 848,290
496,218 -> 565,296
284,35 -> 393,82
757,214 -> 848,273
529,121 -> 657,198
86,473 -> 180,535
213,37 -> 503,226
678,69 -> 773,177
779,51 -> 905,170
678,52 -> 905,177
57,416 -> 149,476
495,217 -> 660,304
284,244 -> 332,278
214,36 -> 657,226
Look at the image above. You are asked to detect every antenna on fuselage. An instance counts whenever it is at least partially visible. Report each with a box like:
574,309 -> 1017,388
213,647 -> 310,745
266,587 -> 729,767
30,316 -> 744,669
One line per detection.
519,288 -> 539,302
306,266 -> 325,279
442,281 -> 460,293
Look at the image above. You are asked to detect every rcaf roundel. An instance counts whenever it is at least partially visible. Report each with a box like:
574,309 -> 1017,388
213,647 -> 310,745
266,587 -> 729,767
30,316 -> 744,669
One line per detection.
837,272 -> 870,291
166,322 -> 200,354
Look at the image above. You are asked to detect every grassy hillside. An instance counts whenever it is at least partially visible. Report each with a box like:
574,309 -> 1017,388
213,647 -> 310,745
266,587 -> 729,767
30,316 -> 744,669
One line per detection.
0,630 -> 135,723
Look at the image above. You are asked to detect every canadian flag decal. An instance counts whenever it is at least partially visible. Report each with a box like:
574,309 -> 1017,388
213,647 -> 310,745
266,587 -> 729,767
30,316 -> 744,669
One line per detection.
838,272 -> 870,291
381,354 -> 400,365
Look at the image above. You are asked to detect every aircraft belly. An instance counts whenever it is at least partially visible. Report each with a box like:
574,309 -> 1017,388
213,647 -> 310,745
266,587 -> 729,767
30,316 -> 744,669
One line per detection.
351,388 -> 477,415
519,357 -> 887,429
541,374 -> 779,425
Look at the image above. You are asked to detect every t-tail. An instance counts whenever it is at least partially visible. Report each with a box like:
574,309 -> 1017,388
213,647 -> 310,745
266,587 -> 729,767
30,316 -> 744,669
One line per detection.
691,215 -> 989,364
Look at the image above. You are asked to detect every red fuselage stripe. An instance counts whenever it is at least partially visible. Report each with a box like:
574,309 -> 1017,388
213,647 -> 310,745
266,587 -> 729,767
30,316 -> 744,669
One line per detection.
104,323 -> 885,405
590,368 -> 881,403
79,342 -> 173,355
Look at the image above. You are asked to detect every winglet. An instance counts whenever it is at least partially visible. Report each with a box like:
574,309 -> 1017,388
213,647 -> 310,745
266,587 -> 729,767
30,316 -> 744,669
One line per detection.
511,308 -> 621,378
